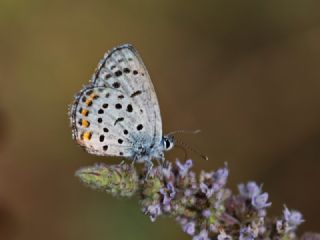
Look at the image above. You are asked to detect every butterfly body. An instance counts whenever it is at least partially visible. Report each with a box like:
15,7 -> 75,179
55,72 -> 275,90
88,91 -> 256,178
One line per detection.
70,44 -> 174,166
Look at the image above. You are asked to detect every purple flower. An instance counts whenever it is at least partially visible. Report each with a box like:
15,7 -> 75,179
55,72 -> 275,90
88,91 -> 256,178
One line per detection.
184,189 -> 192,197
276,220 -> 285,233
209,224 -> 218,233
238,182 -> 261,198
189,171 -> 197,189
183,221 -> 196,236
213,167 -> 229,190
283,206 -> 304,229
161,162 -> 173,179
239,226 -> 258,240
217,231 -> 232,240
200,182 -> 214,198
238,182 -> 271,211
176,159 -> 193,177
146,204 -> 162,222
257,209 -> 267,217
193,230 -> 209,240
202,171 -> 214,179
276,206 -> 304,234
252,193 -> 271,210
202,209 -> 211,218
160,183 -> 176,202
160,192 -> 171,206
160,182 -> 176,211
167,182 -> 176,197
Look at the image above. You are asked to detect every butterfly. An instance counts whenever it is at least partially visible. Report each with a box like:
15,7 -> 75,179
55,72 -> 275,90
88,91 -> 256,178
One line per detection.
69,44 -> 175,169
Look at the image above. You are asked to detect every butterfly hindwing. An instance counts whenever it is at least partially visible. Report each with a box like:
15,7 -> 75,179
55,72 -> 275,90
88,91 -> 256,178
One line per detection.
71,85 -> 155,157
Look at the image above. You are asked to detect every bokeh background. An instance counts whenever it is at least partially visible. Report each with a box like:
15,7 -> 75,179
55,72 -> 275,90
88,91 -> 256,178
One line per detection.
0,0 -> 320,239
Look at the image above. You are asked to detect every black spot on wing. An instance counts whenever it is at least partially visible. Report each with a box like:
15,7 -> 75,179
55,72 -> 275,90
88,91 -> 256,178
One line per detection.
115,70 -> 122,77
86,90 -> 93,96
114,117 -> 124,126
130,90 -> 142,98
112,82 -> 120,88
103,103 -> 109,108
126,104 -> 133,112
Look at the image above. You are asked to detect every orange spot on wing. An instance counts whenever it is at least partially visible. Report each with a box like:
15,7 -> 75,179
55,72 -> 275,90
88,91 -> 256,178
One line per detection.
82,119 -> 90,128
81,109 -> 89,116
83,132 -> 92,140
85,99 -> 92,106
90,93 -> 98,99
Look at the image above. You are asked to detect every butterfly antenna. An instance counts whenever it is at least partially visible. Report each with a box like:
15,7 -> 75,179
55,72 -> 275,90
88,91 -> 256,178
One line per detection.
174,137 -> 209,161
174,144 -> 189,160
167,129 -> 202,136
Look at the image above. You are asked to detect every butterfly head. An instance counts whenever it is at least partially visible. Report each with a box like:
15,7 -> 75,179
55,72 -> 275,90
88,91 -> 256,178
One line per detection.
162,135 -> 175,151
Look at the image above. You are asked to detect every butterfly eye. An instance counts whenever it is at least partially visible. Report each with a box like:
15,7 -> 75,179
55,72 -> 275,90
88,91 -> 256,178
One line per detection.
165,139 -> 171,149
163,137 -> 174,151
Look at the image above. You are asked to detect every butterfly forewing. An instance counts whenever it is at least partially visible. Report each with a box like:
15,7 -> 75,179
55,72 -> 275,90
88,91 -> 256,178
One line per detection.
93,45 -> 162,144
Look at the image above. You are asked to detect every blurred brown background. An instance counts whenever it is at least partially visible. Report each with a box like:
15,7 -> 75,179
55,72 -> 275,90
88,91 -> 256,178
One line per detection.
0,0 -> 320,239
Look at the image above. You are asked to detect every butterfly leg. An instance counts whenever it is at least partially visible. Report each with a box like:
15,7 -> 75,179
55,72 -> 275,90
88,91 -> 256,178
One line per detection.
145,160 -> 153,179
156,155 -> 165,171
156,159 -> 162,167
131,156 -> 138,167
158,153 -> 166,167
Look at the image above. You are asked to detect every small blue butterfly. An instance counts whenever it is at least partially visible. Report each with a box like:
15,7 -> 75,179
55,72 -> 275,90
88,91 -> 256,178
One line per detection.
70,44 -> 176,169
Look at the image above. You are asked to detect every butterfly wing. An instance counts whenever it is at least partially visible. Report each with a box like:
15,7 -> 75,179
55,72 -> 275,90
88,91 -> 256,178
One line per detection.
70,44 -> 163,158
92,44 -> 162,142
